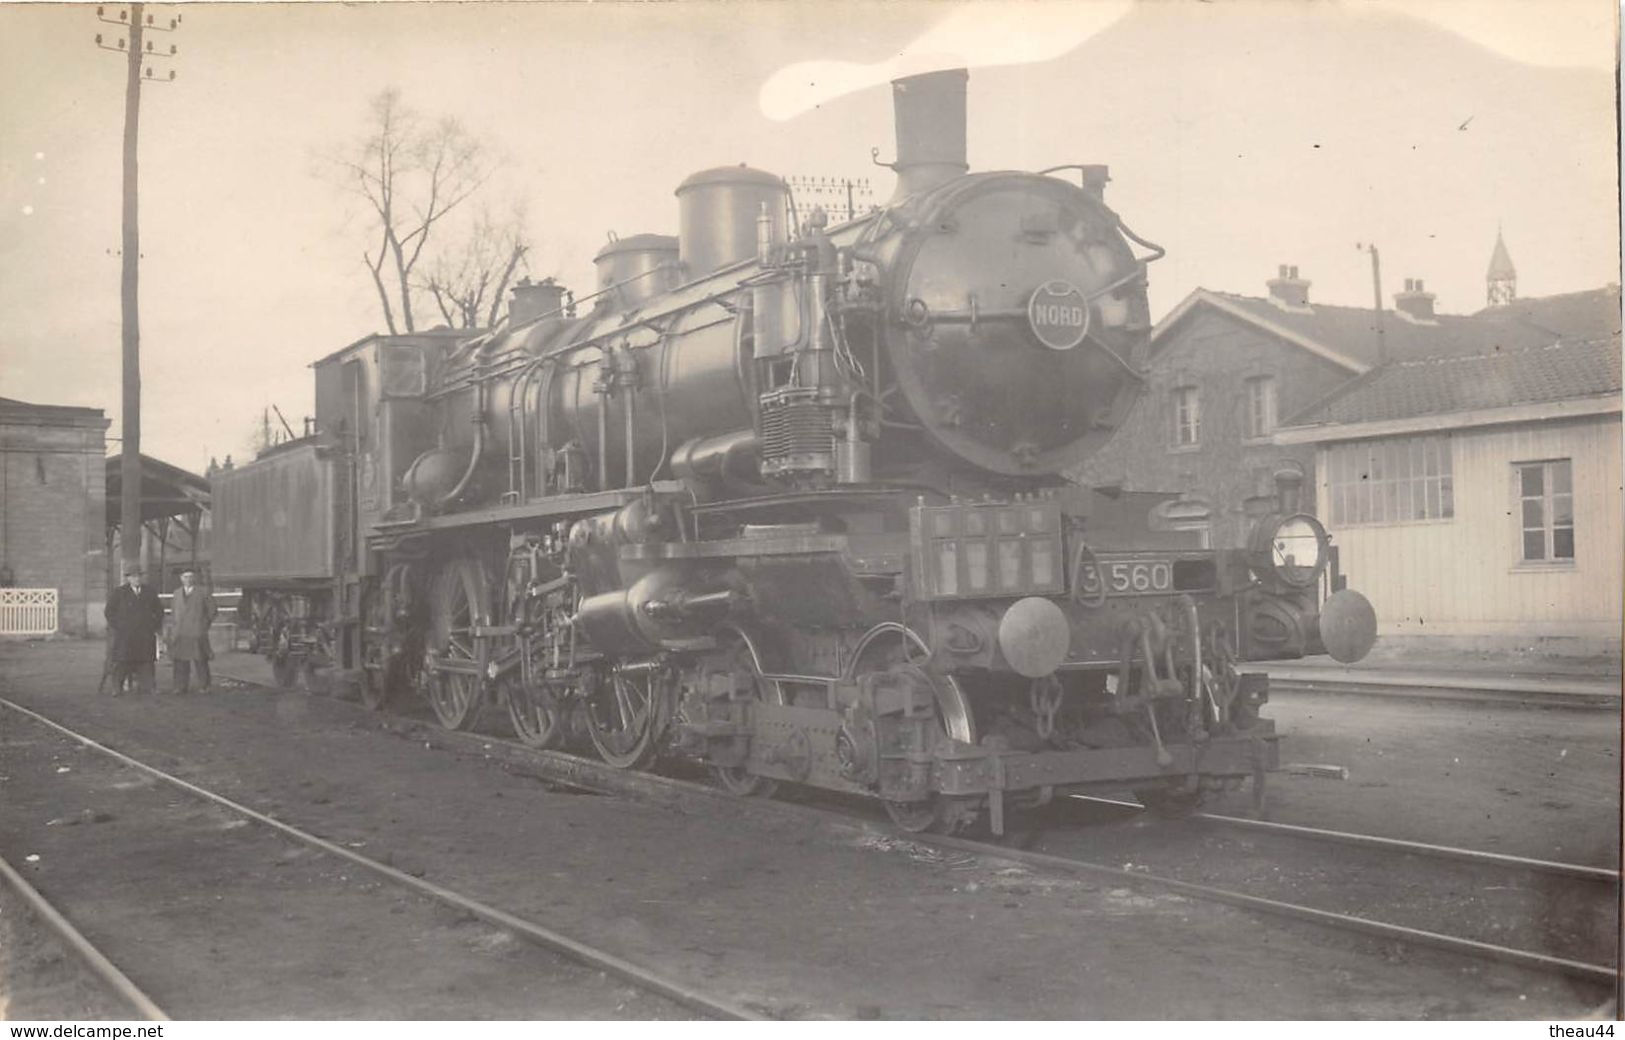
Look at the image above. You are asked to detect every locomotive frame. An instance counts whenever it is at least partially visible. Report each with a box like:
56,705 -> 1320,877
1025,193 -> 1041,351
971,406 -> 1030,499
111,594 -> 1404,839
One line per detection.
212,68 -> 1375,835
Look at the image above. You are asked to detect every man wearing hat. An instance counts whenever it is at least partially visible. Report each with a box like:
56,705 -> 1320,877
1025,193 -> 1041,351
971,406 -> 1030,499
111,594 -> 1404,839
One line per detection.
105,563 -> 163,696
166,567 -> 216,694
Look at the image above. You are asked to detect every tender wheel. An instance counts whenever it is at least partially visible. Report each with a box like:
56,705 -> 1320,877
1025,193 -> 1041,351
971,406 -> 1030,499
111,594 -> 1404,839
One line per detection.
424,558 -> 491,731
1134,787 -> 1205,818
295,658 -> 325,695
359,585 -> 396,711
503,677 -> 564,750
269,654 -> 297,688
587,668 -> 664,769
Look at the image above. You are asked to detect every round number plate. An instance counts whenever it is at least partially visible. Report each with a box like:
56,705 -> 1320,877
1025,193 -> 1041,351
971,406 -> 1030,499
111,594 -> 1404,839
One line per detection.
1027,281 -> 1091,351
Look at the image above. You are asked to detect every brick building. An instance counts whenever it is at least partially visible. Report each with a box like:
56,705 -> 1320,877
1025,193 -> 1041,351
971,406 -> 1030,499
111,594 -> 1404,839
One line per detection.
1076,264 -> 1619,549
0,397 -> 110,636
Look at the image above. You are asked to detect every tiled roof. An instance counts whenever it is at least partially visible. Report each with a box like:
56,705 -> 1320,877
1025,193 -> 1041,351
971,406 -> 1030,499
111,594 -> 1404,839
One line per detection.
1196,292 -> 1562,367
1473,284 -> 1621,343
1286,336 -> 1621,427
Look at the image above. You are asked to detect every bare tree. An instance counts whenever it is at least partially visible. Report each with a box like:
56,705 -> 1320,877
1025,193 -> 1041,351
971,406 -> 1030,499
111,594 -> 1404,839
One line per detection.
332,89 -> 499,334
421,203 -> 531,330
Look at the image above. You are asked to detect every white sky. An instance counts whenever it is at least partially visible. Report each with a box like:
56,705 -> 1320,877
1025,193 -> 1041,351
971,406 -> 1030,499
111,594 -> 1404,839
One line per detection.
0,0 -> 1617,473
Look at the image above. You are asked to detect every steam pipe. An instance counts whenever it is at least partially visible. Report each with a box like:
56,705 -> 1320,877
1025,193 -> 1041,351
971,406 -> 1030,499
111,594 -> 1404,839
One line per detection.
596,352 -> 610,491
437,385 -> 486,509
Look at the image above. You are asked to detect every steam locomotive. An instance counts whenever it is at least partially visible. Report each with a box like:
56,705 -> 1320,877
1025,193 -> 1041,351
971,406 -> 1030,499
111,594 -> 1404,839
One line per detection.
213,69 -> 1375,834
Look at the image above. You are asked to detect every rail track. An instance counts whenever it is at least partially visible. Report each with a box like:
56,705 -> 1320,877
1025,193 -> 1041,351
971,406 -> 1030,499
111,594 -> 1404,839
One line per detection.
973,794 -> 1619,984
1263,669 -> 1621,711
0,849 -> 168,1020
1070,793 -> 1620,883
204,668 -> 1617,993
0,696 -> 760,1021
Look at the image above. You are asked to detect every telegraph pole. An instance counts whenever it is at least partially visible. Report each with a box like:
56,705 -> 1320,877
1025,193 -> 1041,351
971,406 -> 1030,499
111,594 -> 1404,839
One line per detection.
95,4 -> 178,571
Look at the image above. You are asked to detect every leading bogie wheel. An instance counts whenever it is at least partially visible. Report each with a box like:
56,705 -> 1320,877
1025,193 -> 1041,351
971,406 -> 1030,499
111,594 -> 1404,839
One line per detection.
710,765 -> 778,798
424,558 -> 491,731
587,668 -> 664,770
705,633 -> 780,798
883,795 -> 982,836
857,627 -> 982,835
503,677 -> 564,750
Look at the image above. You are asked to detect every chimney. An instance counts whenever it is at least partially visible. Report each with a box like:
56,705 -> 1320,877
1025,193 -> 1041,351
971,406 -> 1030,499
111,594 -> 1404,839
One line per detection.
509,277 -> 568,327
1266,264 -> 1312,310
889,68 -> 969,203
1393,277 -> 1437,323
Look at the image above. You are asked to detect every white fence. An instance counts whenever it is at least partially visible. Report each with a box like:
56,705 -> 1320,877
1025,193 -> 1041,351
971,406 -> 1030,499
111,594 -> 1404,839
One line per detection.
0,588 -> 59,636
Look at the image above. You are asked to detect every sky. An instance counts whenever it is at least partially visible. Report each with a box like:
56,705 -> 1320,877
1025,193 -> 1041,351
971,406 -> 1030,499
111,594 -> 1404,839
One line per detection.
0,0 -> 1617,474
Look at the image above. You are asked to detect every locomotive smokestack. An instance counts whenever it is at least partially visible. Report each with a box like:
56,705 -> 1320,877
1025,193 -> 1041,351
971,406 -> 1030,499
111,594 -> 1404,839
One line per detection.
890,68 -> 969,203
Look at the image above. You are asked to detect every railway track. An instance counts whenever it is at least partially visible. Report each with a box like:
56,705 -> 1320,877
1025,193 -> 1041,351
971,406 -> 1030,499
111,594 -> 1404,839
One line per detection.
218,671 -> 1618,993
1264,670 -> 1621,711
0,697 -> 759,1021
0,850 -> 168,1020
974,795 -> 1619,985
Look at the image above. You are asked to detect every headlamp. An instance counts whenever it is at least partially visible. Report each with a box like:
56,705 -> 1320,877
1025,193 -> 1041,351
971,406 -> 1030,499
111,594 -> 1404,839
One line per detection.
1250,513 -> 1329,588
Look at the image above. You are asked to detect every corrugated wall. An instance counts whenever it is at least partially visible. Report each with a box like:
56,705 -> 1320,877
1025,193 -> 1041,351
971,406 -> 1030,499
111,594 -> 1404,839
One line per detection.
1321,414 -> 1621,639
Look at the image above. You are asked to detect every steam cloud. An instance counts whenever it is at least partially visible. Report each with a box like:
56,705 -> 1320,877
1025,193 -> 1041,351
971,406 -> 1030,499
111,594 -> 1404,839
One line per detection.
758,1 -> 1133,121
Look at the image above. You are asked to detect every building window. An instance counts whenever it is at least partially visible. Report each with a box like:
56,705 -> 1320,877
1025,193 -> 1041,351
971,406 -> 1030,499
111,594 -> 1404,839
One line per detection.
1515,459 -> 1574,563
1326,435 -> 1453,526
1172,386 -> 1200,447
1245,376 -> 1277,439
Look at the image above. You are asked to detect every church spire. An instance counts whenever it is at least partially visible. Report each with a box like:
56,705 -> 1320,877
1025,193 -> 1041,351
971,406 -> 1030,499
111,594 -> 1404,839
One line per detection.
1486,226 -> 1516,306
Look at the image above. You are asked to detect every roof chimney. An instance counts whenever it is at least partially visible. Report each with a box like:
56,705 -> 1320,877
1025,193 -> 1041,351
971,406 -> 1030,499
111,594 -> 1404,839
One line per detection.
888,68 -> 969,203
1266,264 -> 1312,311
1393,277 -> 1437,324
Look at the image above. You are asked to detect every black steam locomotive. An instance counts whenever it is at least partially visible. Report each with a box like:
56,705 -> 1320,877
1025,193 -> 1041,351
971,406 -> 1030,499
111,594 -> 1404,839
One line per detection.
213,69 -> 1375,834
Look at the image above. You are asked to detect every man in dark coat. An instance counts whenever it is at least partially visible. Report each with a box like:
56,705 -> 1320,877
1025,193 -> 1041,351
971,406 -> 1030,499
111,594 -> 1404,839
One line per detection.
166,567 -> 215,694
105,563 -> 163,696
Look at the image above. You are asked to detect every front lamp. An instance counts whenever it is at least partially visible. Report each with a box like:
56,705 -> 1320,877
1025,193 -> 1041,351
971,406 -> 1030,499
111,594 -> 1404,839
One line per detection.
1249,513 -> 1329,588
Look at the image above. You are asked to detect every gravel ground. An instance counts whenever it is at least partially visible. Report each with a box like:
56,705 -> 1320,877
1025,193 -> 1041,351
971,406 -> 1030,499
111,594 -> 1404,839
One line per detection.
0,638 -> 1616,1020
1218,691 -> 1621,868
1,711 -> 694,1020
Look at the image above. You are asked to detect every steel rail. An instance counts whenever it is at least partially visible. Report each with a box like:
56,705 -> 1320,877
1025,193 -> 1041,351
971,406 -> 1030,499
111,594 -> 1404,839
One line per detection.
912,831 -> 1619,986
0,850 -> 169,1021
1069,794 -> 1621,883
0,697 -> 762,1022
210,668 -> 1620,989
1266,675 -> 1618,712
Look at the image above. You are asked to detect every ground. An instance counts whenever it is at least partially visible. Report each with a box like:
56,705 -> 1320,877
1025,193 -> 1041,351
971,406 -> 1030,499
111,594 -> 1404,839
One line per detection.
0,639 -> 1616,1019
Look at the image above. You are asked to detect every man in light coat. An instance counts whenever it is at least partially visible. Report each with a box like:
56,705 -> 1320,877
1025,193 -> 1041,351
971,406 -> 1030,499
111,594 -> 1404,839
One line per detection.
166,568 -> 216,694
